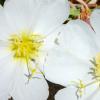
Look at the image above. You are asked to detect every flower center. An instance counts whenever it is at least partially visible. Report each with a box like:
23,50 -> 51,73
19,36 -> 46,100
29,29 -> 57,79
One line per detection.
9,32 -> 44,61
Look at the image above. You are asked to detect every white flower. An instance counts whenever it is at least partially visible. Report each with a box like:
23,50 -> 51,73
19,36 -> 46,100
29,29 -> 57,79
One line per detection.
0,0 -> 69,100
44,9 -> 100,100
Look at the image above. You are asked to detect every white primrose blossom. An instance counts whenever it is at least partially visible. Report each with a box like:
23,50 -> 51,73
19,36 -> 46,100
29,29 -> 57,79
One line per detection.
0,0 -> 69,100
43,9 -> 100,100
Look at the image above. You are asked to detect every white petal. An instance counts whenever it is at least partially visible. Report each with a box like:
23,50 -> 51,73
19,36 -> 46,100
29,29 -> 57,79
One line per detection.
90,9 -> 100,35
0,46 -> 10,59
43,31 -> 59,51
81,83 -> 100,100
43,18 -> 98,58
4,0 -> 69,34
44,48 -> 91,86
10,63 -> 49,100
33,0 -> 69,34
90,9 -> 100,50
0,55 -> 16,99
55,83 -> 100,100
57,20 -> 98,61
39,26 -> 64,71
0,5 -> 14,40
55,87 -> 77,100
44,20 -> 97,86
4,0 -> 35,32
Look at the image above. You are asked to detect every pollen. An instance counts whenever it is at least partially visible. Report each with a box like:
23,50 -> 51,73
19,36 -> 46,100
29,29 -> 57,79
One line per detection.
9,32 -> 44,61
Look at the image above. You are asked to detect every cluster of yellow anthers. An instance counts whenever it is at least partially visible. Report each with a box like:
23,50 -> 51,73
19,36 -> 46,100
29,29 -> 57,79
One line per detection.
91,53 -> 100,80
9,32 -> 44,61
9,32 -> 45,80
70,53 -> 100,99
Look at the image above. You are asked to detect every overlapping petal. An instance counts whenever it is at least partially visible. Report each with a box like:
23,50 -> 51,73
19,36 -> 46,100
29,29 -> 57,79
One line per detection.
59,20 -> 98,61
90,9 -> 100,35
53,9 -> 100,100
90,9 -> 100,50
4,0 -> 69,35
55,87 -> 77,100
44,20 -> 98,85
55,84 -> 100,100
45,47 -> 91,86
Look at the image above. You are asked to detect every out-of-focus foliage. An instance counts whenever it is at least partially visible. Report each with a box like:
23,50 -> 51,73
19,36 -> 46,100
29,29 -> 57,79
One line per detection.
70,7 -> 80,16
68,7 -> 80,20
0,0 -> 5,5
68,0 -> 99,21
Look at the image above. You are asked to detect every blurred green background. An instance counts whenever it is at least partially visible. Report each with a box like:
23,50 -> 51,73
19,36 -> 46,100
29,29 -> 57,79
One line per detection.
0,0 -> 5,5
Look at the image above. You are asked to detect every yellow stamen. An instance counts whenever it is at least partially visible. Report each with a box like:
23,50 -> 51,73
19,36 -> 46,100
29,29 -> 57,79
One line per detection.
69,53 -> 100,98
90,53 -> 100,80
71,80 -> 86,98
72,80 -> 100,99
9,31 -> 44,62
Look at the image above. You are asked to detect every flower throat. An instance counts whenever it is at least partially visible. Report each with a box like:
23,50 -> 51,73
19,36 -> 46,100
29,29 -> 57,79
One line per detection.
9,32 -> 44,61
